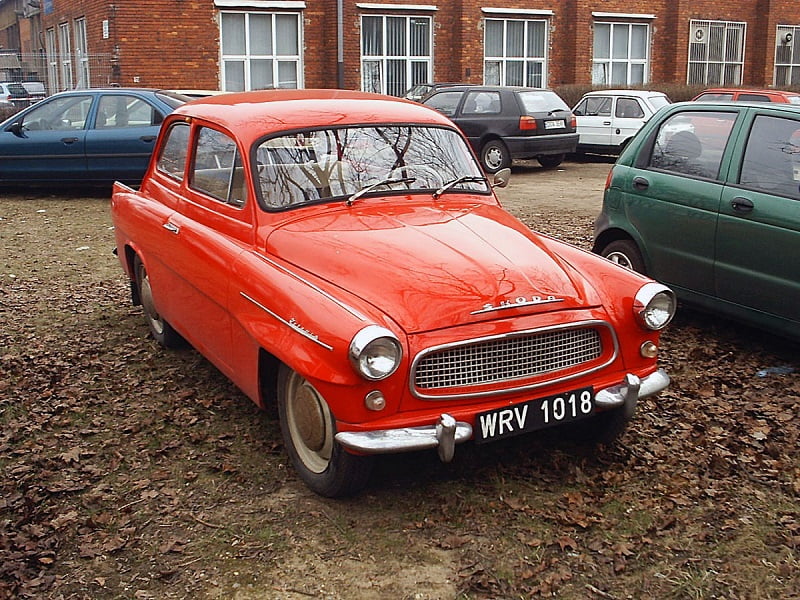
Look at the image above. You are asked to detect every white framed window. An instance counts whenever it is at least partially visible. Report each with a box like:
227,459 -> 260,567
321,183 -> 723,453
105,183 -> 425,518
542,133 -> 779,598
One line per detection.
58,22 -> 73,91
593,22 -> 649,85
775,25 -> 800,85
219,11 -> 302,91
74,18 -> 90,89
361,14 -> 431,97
45,28 -> 58,93
687,20 -> 746,85
484,18 -> 548,88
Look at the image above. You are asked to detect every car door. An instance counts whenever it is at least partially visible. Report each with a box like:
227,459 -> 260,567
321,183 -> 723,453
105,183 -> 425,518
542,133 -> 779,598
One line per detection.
716,110 -> 800,322
611,97 -> 646,147
0,94 -> 93,182
574,95 -> 613,147
84,93 -> 164,183
616,108 -> 740,296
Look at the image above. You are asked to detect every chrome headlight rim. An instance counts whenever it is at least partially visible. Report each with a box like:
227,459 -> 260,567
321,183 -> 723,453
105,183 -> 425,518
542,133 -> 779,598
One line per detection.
633,282 -> 676,331
349,325 -> 403,381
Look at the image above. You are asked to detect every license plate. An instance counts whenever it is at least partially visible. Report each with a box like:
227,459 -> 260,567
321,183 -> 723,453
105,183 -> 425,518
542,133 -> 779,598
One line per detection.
545,119 -> 565,130
475,387 -> 595,443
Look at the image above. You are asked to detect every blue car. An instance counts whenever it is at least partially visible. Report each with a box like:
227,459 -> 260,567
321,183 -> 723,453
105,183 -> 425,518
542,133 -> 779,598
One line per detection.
0,88 -> 187,186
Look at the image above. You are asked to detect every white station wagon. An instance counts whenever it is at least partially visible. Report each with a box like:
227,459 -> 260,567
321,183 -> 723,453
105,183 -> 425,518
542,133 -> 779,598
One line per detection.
572,89 -> 671,155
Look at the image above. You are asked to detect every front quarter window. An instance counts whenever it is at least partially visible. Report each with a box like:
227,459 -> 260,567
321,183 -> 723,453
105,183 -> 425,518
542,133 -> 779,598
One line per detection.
156,122 -> 190,181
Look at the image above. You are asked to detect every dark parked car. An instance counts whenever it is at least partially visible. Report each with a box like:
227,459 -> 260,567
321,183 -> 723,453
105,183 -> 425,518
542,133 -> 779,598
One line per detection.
422,86 -> 578,172
0,88 -> 187,186
594,100 -> 800,339
403,82 -> 472,102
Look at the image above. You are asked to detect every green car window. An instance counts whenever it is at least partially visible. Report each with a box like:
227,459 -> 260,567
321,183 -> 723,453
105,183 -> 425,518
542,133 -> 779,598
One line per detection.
740,115 -> 800,199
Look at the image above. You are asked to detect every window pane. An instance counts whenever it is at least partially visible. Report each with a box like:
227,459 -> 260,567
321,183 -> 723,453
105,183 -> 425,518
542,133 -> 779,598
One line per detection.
363,60 -> 381,93
631,25 -> 647,60
485,20 -> 504,57
630,63 -> 645,84
362,16 -> 382,55
225,60 -> 245,91
387,17 -> 405,56
594,23 -> 610,59
277,61 -> 297,88
527,21 -> 545,58
251,59 -> 273,89
506,61 -> 524,86
410,61 -> 428,86
592,62 -> 609,84
222,13 -> 246,55
386,59 -> 406,96
612,25 -> 629,59
506,21 -> 524,57
611,62 -> 627,84
485,61 -> 501,85
157,123 -> 190,180
410,18 -> 429,57
526,62 -> 543,88
276,14 -> 298,55
249,14 -> 272,56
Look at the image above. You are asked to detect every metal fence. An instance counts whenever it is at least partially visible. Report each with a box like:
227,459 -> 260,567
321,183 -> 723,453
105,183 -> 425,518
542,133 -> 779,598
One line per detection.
3,52 -> 114,95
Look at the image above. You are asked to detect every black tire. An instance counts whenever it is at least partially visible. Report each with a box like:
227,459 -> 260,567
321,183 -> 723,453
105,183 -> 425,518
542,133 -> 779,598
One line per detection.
537,153 -> 565,169
277,365 -> 373,497
133,255 -> 184,348
480,139 -> 511,174
600,239 -> 646,274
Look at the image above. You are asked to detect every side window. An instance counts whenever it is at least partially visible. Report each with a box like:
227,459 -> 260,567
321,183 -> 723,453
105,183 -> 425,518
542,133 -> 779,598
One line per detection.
616,98 -> 644,119
649,111 -> 737,179
424,91 -> 463,116
739,115 -> 800,199
462,91 -> 501,115
191,127 -> 246,207
156,122 -> 190,181
584,96 -> 612,116
737,94 -> 771,103
21,95 -> 93,131
95,95 -> 158,128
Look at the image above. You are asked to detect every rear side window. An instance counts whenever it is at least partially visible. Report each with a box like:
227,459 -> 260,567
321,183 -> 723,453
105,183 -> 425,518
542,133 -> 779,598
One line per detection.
95,95 -> 161,128
462,91 -> 501,115
649,111 -> 737,179
425,91 -> 463,116
156,122 -> 190,181
695,93 -> 734,102
738,94 -> 771,102
739,115 -> 800,199
616,98 -> 644,119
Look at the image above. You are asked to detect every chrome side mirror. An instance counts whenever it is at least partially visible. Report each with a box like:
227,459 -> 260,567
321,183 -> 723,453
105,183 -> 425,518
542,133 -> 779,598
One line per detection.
491,168 -> 511,188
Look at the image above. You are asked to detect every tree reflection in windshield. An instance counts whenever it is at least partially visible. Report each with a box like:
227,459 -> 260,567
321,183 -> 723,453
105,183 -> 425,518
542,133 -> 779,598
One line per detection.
255,125 -> 488,209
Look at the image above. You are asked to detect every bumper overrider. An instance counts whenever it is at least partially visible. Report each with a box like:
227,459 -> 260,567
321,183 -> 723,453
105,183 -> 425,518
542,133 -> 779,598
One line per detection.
335,369 -> 670,462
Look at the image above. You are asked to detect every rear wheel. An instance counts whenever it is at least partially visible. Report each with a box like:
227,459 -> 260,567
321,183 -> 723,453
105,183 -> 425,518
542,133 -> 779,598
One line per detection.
600,239 -> 646,274
134,255 -> 184,348
480,139 -> 511,173
537,153 -> 565,168
277,365 -> 373,497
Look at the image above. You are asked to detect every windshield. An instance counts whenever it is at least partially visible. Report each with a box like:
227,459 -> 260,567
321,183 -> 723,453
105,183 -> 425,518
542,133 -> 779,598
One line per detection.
255,125 -> 488,210
517,91 -> 570,113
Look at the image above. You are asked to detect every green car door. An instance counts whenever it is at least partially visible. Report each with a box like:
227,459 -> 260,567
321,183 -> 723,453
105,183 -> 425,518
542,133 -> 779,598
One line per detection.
716,110 -> 800,328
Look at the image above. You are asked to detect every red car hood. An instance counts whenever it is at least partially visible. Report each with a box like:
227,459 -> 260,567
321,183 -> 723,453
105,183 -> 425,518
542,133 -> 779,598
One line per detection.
266,200 -> 602,333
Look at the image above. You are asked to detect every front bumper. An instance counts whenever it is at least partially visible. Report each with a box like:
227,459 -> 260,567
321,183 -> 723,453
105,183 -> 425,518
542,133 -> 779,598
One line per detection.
334,368 -> 669,462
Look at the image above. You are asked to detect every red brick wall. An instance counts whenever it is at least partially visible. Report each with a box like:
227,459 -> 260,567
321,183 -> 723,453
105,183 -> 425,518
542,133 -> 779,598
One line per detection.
34,0 -> 800,91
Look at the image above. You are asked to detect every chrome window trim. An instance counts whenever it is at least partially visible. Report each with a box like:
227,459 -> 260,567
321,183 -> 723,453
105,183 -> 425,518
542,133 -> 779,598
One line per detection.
409,320 -> 619,400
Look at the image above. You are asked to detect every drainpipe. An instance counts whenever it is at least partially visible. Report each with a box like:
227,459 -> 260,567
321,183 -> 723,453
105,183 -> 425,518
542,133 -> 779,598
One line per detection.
337,0 -> 344,88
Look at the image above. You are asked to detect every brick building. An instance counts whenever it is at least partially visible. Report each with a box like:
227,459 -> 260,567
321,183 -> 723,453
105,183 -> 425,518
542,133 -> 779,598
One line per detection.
1,0 -> 800,95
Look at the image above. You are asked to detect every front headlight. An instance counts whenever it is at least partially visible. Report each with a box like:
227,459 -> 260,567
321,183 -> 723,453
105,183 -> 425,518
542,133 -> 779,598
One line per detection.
349,325 -> 403,381
633,282 -> 676,330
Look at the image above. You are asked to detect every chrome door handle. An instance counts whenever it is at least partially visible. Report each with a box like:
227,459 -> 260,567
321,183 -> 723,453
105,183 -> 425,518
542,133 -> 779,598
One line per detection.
162,222 -> 180,234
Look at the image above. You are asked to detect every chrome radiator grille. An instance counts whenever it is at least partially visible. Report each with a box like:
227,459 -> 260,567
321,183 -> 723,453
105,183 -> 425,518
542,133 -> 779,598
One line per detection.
414,327 -> 602,390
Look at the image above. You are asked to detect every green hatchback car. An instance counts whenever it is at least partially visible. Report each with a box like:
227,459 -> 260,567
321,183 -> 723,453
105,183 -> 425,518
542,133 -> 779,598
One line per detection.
593,101 -> 800,339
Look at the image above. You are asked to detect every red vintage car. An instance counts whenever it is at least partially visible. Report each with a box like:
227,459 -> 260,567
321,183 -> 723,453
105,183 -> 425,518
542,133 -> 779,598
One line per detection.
111,89 -> 675,497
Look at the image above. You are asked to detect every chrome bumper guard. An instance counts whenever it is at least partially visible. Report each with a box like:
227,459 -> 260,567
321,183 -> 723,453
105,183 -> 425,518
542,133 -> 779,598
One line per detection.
335,414 -> 472,463
335,369 -> 669,462
594,368 -> 670,418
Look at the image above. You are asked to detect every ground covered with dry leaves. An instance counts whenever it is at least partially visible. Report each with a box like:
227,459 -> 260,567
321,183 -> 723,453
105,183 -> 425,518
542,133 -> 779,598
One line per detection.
1,163 -> 799,599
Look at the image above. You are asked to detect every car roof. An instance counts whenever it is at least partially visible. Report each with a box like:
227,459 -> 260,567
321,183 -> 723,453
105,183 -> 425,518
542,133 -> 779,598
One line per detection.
173,89 -> 459,146
582,89 -> 667,97
668,100 -> 800,113
695,87 -> 800,97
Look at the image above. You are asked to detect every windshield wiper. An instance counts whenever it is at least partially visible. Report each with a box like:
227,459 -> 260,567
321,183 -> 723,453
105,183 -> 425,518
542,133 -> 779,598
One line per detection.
346,177 -> 416,206
432,175 -> 487,199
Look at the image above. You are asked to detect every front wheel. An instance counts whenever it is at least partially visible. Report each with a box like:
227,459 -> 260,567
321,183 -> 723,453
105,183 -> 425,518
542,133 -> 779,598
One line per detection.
277,365 -> 373,497
134,255 -> 184,348
480,140 -> 511,173
599,239 -> 646,274
537,153 -> 565,168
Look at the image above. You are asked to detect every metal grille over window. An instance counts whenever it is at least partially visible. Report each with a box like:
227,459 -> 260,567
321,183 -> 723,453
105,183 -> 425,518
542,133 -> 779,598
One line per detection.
414,328 -> 602,390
